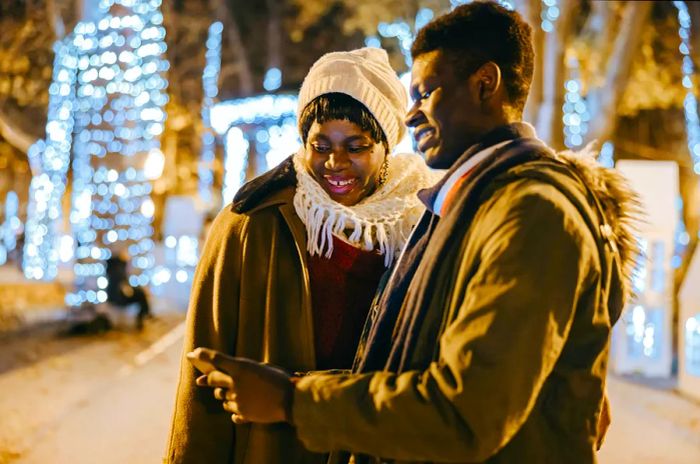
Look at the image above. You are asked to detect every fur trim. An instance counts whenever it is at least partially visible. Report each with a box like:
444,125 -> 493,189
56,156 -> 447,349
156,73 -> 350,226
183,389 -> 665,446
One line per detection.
554,144 -> 644,302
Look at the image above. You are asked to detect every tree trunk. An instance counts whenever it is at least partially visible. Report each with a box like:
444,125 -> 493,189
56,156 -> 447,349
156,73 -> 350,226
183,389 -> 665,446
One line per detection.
265,0 -> 282,73
0,106 -> 36,154
519,0 -> 542,126
210,0 -> 254,96
534,0 -> 576,149
585,1 -> 652,144
46,0 -> 65,39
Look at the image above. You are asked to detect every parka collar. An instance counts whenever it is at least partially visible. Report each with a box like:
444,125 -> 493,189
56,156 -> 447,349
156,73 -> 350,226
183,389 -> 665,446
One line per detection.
418,122 -> 538,211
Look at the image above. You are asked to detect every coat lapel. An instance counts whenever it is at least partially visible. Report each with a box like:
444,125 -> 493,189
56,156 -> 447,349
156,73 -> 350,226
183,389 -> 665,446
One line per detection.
278,201 -> 316,368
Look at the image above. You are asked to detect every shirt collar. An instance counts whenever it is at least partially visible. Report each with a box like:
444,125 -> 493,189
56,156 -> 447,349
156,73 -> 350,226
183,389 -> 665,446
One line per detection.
417,122 -> 538,212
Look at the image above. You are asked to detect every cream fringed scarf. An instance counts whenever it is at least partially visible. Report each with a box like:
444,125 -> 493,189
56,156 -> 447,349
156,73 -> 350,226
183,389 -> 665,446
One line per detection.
292,149 -> 442,267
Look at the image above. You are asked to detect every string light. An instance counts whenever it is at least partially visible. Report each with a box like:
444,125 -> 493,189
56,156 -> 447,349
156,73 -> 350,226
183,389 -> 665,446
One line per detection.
625,304 -> 661,359
2,192 -> 20,253
540,0 -> 559,33
598,141 -> 615,168
0,191 -> 21,266
23,38 -> 78,281
686,315 -> 700,376
263,67 -> 282,92
673,1 -> 700,175
364,36 -> 381,48
562,55 -> 589,149
673,196 -> 689,269
65,0 -> 169,306
212,96 -> 298,204
199,21 -> 223,206
265,119 -> 300,169
621,237 -> 661,360
211,95 -> 300,205
222,127 -> 250,205
210,95 -> 297,135
377,21 -> 414,67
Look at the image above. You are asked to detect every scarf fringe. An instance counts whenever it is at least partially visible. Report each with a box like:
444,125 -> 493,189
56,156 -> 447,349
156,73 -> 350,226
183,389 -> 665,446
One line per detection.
294,187 -> 404,267
293,150 -> 441,267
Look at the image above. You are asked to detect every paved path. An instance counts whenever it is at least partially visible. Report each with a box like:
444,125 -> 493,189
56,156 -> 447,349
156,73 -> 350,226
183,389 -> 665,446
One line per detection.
1,317 -> 699,464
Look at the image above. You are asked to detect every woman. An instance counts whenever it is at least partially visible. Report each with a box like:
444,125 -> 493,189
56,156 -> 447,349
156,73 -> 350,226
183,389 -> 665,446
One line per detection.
166,48 -> 439,464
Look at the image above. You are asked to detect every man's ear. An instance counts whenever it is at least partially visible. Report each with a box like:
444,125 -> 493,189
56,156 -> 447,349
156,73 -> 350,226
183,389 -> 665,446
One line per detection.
475,61 -> 502,101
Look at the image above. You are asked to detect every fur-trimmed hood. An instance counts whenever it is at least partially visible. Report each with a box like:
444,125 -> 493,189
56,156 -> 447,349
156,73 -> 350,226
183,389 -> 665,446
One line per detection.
554,146 -> 643,310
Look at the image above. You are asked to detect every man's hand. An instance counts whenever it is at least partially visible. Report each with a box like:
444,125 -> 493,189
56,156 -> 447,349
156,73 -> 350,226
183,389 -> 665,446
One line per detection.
188,347 -> 293,424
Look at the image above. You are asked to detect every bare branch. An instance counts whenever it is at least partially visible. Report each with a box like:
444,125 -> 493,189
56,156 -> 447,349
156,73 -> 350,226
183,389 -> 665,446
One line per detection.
534,0 -> 576,149
46,0 -> 66,39
210,0 -> 254,96
586,1 -> 652,144
0,106 -> 37,154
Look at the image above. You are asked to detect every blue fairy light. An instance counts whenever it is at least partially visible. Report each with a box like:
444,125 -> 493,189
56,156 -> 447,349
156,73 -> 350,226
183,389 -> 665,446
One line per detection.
23,38 -> 78,281
64,0 -> 169,304
199,21 -> 223,206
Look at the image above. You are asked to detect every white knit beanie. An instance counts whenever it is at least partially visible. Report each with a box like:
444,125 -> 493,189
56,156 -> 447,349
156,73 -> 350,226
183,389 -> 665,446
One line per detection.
297,47 -> 407,152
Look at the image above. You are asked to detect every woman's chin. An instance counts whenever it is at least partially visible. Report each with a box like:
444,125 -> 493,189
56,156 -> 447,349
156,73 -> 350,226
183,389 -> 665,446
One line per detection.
329,192 -> 358,206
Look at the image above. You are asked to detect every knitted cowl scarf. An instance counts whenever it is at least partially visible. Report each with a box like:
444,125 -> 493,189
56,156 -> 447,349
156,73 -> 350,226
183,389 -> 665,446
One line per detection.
292,148 -> 441,267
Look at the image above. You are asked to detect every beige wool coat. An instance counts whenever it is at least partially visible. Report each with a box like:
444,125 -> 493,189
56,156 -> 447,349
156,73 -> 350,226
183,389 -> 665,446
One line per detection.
165,186 -> 328,464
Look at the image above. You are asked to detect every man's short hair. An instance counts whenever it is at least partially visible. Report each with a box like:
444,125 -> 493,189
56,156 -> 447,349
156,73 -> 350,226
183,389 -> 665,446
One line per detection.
299,93 -> 388,150
411,1 -> 534,113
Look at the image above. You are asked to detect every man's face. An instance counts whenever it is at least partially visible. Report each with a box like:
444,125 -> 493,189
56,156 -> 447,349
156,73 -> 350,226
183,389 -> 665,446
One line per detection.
406,50 -> 485,169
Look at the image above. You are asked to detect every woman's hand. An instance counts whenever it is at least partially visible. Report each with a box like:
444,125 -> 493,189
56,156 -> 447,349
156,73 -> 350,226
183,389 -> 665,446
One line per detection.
189,347 -> 293,424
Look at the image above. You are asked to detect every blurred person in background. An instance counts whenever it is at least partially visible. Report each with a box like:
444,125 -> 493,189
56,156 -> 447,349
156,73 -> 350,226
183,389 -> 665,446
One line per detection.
166,47 -> 440,464
105,248 -> 151,330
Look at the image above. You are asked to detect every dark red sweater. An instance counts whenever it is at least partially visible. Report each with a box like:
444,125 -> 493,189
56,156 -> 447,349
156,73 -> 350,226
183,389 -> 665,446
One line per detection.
307,235 -> 387,370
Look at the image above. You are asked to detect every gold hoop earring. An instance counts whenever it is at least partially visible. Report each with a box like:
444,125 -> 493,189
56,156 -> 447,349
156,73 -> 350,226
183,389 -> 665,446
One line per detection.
378,157 -> 389,186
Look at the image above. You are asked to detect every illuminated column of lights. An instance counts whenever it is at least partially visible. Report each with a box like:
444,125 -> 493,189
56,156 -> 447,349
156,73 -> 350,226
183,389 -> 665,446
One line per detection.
375,8 -> 436,68
623,239 -> 658,359
0,191 -> 21,265
562,56 -> 589,149
597,141 -> 615,168
22,38 -> 78,281
673,196 -> 689,269
540,0 -> 559,33
686,315 -> 700,376
371,8 -> 435,154
66,0 -> 169,307
211,95 -> 298,203
198,21 -> 223,206
264,119 -> 299,169
222,127 -> 250,205
377,21 -> 414,68
673,1 -> 700,175
263,68 -> 282,92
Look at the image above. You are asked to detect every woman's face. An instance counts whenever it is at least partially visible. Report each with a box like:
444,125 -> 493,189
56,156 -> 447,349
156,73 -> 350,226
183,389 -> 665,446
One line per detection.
304,119 -> 387,206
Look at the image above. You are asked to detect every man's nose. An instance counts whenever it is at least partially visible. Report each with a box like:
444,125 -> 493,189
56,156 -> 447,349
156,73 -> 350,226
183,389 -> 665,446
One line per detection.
405,102 -> 425,128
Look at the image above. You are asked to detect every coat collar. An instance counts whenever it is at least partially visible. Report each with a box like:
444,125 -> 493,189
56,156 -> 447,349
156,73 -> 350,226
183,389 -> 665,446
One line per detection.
418,122 -> 538,212
241,185 -> 295,214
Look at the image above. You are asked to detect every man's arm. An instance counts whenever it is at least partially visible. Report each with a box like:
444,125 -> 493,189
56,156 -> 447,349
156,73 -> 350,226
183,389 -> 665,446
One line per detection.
164,210 -> 246,463
292,181 -> 600,462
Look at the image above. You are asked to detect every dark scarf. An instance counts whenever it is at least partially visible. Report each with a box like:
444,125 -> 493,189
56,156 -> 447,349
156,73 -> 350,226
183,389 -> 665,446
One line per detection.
357,123 -> 553,373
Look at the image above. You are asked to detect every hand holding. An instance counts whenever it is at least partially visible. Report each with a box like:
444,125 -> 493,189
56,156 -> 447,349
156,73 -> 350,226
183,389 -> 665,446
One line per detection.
188,347 -> 293,424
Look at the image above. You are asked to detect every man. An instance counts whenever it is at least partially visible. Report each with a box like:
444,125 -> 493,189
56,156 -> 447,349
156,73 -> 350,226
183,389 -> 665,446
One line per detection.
192,2 -> 639,462
105,250 -> 151,330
